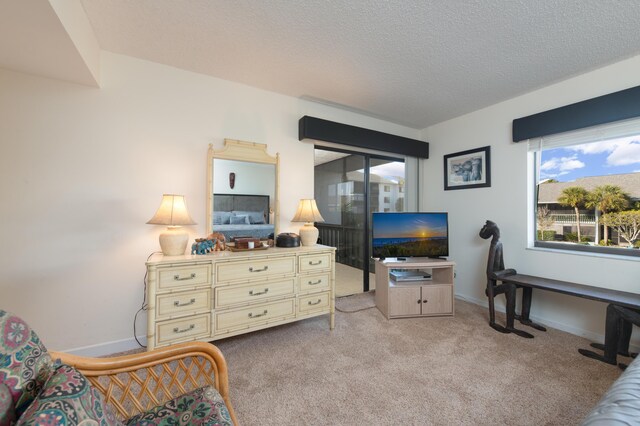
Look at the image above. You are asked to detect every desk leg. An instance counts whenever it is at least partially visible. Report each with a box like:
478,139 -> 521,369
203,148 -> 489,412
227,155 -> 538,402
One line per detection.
579,304 -> 620,365
590,321 -> 637,358
580,304 -> 639,367
516,287 -> 547,331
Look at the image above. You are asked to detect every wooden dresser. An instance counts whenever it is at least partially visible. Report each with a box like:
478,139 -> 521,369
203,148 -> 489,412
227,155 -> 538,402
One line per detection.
145,245 -> 335,350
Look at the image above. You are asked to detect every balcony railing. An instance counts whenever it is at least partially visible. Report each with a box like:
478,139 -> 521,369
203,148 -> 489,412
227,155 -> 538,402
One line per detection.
547,210 -> 596,225
317,223 -> 364,270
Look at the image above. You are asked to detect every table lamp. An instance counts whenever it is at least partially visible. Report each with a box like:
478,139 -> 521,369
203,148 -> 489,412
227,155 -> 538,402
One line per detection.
291,199 -> 325,246
147,194 -> 196,256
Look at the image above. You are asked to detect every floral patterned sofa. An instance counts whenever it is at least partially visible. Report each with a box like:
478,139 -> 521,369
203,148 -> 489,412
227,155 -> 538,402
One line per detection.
0,309 -> 237,425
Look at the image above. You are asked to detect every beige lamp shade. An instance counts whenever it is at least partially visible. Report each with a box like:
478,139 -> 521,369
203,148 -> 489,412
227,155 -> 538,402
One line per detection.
147,194 -> 196,226
147,194 -> 196,256
291,199 -> 324,246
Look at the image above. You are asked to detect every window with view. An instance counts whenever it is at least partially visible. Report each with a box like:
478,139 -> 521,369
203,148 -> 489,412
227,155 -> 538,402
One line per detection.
532,121 -> 640,257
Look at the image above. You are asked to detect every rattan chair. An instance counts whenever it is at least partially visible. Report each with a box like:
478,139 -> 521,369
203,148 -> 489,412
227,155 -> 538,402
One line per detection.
52,341 -> 238,425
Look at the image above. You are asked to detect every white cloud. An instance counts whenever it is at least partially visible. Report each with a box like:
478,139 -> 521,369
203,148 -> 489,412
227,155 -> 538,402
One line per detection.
540,155 -> 584,172
565,137 -> 640,167
540,158 -> 558,171
559,158 -> 585,171
606,141 -> 640,166
567,139 -> 620,154
368,161 -> 405,178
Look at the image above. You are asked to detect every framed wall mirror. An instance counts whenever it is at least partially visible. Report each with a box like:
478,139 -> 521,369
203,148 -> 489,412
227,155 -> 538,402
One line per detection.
207,139 -> 279,241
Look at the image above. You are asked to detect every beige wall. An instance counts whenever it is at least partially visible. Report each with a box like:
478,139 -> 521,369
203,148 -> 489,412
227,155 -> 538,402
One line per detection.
3,47 -> 639,355
422,54 -> 640,346
0,52 -> 421,354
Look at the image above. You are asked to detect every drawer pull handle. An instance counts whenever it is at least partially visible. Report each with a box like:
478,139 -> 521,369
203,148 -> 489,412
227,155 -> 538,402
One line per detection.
308,260 -> 323,266
248,310 -> 268,319
174,298 -> 196,307
308,299 -> 322,306
308,279 -> 323,285
174,273 -> 196,281
248,266 -> 268,273
173,324 -> 195,334
249,288 -> 269,296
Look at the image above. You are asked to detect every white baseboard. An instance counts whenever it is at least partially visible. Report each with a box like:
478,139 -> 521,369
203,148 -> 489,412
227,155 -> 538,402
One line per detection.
455,293 -> 640,353
63,336 -> 147,357
63,296 -> 640,356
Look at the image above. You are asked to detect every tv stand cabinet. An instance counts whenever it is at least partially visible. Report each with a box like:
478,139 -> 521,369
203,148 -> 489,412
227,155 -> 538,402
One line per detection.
375,258 -> 455,319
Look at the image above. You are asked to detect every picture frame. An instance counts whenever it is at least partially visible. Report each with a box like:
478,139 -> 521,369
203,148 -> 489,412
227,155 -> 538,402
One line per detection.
443,146 -> 491,190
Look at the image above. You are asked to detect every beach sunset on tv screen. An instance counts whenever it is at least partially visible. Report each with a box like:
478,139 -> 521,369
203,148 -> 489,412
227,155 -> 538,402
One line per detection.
372,212 -> 449,258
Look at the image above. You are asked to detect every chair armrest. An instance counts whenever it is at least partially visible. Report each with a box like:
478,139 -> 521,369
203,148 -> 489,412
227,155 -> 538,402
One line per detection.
51,341 -> 237,425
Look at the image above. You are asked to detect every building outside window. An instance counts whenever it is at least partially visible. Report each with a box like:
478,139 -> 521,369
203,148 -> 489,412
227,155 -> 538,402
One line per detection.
384,185 -> 391,192
531,119 -> 640,257
383,196 -> 391,204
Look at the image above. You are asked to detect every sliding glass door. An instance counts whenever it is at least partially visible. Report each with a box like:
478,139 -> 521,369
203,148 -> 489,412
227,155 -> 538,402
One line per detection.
314,147 -> 406,296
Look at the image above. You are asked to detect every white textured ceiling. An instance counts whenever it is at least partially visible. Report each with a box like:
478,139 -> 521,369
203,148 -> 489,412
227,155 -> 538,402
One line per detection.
76,1 -> 640,128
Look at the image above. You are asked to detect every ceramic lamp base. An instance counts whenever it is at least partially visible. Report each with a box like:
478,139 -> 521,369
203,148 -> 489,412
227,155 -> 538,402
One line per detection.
159,226 -> 189,256
299,223 -> 319,246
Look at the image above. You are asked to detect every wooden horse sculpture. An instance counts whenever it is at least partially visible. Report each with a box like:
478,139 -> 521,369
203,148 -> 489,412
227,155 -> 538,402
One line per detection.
479,220 -> 534,338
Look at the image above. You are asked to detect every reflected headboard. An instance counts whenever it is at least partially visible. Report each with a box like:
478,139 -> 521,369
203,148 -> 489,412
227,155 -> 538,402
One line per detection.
212,194 -> 273,240
213,194 -> 270,223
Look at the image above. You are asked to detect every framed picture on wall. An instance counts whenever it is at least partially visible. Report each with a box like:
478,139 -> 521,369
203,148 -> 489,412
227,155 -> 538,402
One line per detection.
443,146 -> 491,190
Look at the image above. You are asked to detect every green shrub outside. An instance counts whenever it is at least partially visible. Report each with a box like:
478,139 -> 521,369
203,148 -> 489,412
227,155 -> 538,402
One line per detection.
599,239 -> 613,246
564,232 -> 590,243
536,230 -> 556,241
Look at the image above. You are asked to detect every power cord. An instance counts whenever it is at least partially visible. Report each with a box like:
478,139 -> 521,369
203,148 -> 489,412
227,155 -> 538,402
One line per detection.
335,293 -> 377,313
133,251 -> 162,348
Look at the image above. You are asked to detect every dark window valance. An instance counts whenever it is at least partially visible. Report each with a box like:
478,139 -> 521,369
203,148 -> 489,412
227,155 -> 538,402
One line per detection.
512,85 -> 640,142
299,116 -> 429,158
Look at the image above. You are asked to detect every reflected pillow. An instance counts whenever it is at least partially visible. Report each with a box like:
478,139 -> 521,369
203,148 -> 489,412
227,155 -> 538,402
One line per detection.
232,211 -> 265,224
230,215 -> 250,225
213,212 -> 232,225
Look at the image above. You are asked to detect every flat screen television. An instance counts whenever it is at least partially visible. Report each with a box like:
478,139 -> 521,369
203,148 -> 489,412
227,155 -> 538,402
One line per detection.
371,212 -> 449,259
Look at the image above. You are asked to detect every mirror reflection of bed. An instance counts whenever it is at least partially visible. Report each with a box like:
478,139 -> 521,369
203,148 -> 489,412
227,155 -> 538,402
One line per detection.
207,139 -> 280,242
212,194 -> 274,240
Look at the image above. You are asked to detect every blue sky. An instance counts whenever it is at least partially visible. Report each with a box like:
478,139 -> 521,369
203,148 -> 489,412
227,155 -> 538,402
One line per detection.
373,213 -> 448,239
540,136 -> 640,182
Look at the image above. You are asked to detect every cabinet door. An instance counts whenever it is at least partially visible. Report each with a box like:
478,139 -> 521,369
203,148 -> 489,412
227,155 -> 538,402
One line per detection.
420,285 -> 453,315
389,286 -> 422,317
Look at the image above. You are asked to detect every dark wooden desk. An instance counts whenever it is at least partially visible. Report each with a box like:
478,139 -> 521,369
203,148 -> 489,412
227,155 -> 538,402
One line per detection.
501,274 -> 640,311
501,273 -> 640,365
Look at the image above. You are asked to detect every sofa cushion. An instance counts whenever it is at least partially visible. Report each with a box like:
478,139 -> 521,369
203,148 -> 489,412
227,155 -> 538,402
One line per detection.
582,355 -> 640,425
16,363 -> 122,426
124,386 -> 233,426
0,383 -> 15,426
0,310 -> 55,418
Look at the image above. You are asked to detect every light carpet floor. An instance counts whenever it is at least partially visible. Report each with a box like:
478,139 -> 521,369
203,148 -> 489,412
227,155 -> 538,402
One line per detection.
212,293 -> 624,426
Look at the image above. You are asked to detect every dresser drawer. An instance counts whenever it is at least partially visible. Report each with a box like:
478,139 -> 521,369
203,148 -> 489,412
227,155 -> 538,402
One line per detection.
298,253 -> 331,273
155,313 -> 211,346
215,278 -> 295,308
158,264 -> 211,291
299,273 -> 330,292
298,292 -> 330,314
215,299 -> 295,332
156,289 -> 211,320
216,256 -> 295,283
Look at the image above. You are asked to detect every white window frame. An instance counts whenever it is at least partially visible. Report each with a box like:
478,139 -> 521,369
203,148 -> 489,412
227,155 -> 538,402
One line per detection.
528,117 -> 640,259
